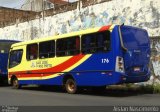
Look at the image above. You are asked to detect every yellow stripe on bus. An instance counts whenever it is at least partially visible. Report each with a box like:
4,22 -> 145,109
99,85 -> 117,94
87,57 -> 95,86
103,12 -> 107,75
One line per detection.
16,54 -> 92,80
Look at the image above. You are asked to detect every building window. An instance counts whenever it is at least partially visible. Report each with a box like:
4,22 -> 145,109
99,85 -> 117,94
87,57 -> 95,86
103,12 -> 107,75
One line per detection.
81,31 -> 111,54
39,41 -> 55,59
45,1 -> 54,9
9,50 -> 23,68
27,43 -> 38,60
56,37 -> 80,57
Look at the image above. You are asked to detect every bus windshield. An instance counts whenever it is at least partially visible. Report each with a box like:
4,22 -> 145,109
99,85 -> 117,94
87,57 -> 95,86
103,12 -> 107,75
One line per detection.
0,42 -> 15,53
121,26 -> 149,50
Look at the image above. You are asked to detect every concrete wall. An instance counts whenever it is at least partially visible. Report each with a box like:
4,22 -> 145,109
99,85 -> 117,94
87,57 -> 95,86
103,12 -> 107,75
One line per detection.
150,38 -> 160,84
0,0 -> 160,84
0,0 -> 160,41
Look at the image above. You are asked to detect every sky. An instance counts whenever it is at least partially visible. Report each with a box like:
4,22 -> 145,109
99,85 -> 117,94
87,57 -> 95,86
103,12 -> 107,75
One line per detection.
0,0 -> 25,8
0,0 -> 78,9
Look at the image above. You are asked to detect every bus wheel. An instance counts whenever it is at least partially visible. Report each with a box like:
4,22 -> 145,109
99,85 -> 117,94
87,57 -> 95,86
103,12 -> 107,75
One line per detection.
12,78 -> 21,89
65,78 -> 77,94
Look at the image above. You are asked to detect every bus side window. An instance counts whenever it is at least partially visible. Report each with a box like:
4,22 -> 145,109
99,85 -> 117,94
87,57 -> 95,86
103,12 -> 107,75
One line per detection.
67,37 -> 80,55
90,34 -> 97,53
75,37 -> 80,54
97,33 -> 104,51
27,44 -> 38,60
82,31 -> 111,54
56,39 -> 66,57
9,49 -> 23,68
56,36 -> 80,57
82,36 -> 90,54
82,34 -> 96,54
39,41 -> 55,59
103,31 -> 111,51
96,31 -> 111,52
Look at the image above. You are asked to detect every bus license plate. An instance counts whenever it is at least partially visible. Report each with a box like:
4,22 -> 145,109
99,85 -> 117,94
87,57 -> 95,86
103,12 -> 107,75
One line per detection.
134,67 -> 140,72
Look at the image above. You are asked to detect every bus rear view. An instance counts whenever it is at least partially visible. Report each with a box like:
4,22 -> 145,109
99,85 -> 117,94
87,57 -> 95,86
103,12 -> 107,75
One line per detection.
0,40 -> 20,84
119,25 -> 150,83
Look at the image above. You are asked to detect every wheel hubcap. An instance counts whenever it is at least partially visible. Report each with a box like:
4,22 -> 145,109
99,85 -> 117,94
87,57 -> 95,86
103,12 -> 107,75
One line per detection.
68,82 -> 75,92
13,80 -> 18,88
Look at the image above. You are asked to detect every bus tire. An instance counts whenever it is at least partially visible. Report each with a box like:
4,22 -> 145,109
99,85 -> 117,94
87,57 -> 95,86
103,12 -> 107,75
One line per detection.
65,78 -> 77,94
12,78 -> 21,89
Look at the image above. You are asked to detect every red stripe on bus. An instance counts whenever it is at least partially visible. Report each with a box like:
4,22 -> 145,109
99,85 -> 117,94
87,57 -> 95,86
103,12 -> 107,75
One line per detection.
99,25 -> 111,32
33,54 -> 85,73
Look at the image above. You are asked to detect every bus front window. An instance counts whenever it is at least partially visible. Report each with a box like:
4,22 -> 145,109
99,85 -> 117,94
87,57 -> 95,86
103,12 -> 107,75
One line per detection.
9,50 -> 23,68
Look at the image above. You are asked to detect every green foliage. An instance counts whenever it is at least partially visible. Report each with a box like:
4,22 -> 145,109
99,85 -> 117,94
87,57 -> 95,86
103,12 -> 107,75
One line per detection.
106,83 -> 160,94
140,84 -> 154,93
140,84 -> 160,94
153,84 -> 160,93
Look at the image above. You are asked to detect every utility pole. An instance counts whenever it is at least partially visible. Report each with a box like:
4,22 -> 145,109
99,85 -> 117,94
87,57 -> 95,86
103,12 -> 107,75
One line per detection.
79,0 -> 80,10
42,0 -> 45,21
42,0 -> 45,36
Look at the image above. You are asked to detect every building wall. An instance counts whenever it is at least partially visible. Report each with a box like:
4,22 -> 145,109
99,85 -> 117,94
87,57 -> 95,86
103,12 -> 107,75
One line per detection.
21,0 -> 54,11
0,0 -> 160,84
0,0 -> 160,41
150,38 -> 160,84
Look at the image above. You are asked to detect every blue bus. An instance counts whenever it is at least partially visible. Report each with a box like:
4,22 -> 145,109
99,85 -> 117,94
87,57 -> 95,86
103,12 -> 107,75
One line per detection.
8,25 -> 150,93
0,40 -> 20,84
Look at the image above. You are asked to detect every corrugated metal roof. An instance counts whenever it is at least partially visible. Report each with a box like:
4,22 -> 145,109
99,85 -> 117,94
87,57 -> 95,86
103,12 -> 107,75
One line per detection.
48,0 -> 69,5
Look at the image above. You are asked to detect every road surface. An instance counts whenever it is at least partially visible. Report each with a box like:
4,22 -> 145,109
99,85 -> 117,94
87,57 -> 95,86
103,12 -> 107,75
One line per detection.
0,86 -> 160,106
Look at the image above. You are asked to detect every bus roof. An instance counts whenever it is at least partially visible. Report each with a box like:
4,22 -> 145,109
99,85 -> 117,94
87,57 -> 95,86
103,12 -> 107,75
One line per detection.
11,25 -> 114,48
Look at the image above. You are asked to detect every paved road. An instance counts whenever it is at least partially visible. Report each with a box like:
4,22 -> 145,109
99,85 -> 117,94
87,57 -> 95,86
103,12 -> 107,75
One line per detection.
0,86 -> 160,106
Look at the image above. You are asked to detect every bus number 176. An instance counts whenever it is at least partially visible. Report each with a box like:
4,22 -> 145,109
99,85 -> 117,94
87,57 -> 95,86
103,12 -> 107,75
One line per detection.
101,58 -> 109,64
